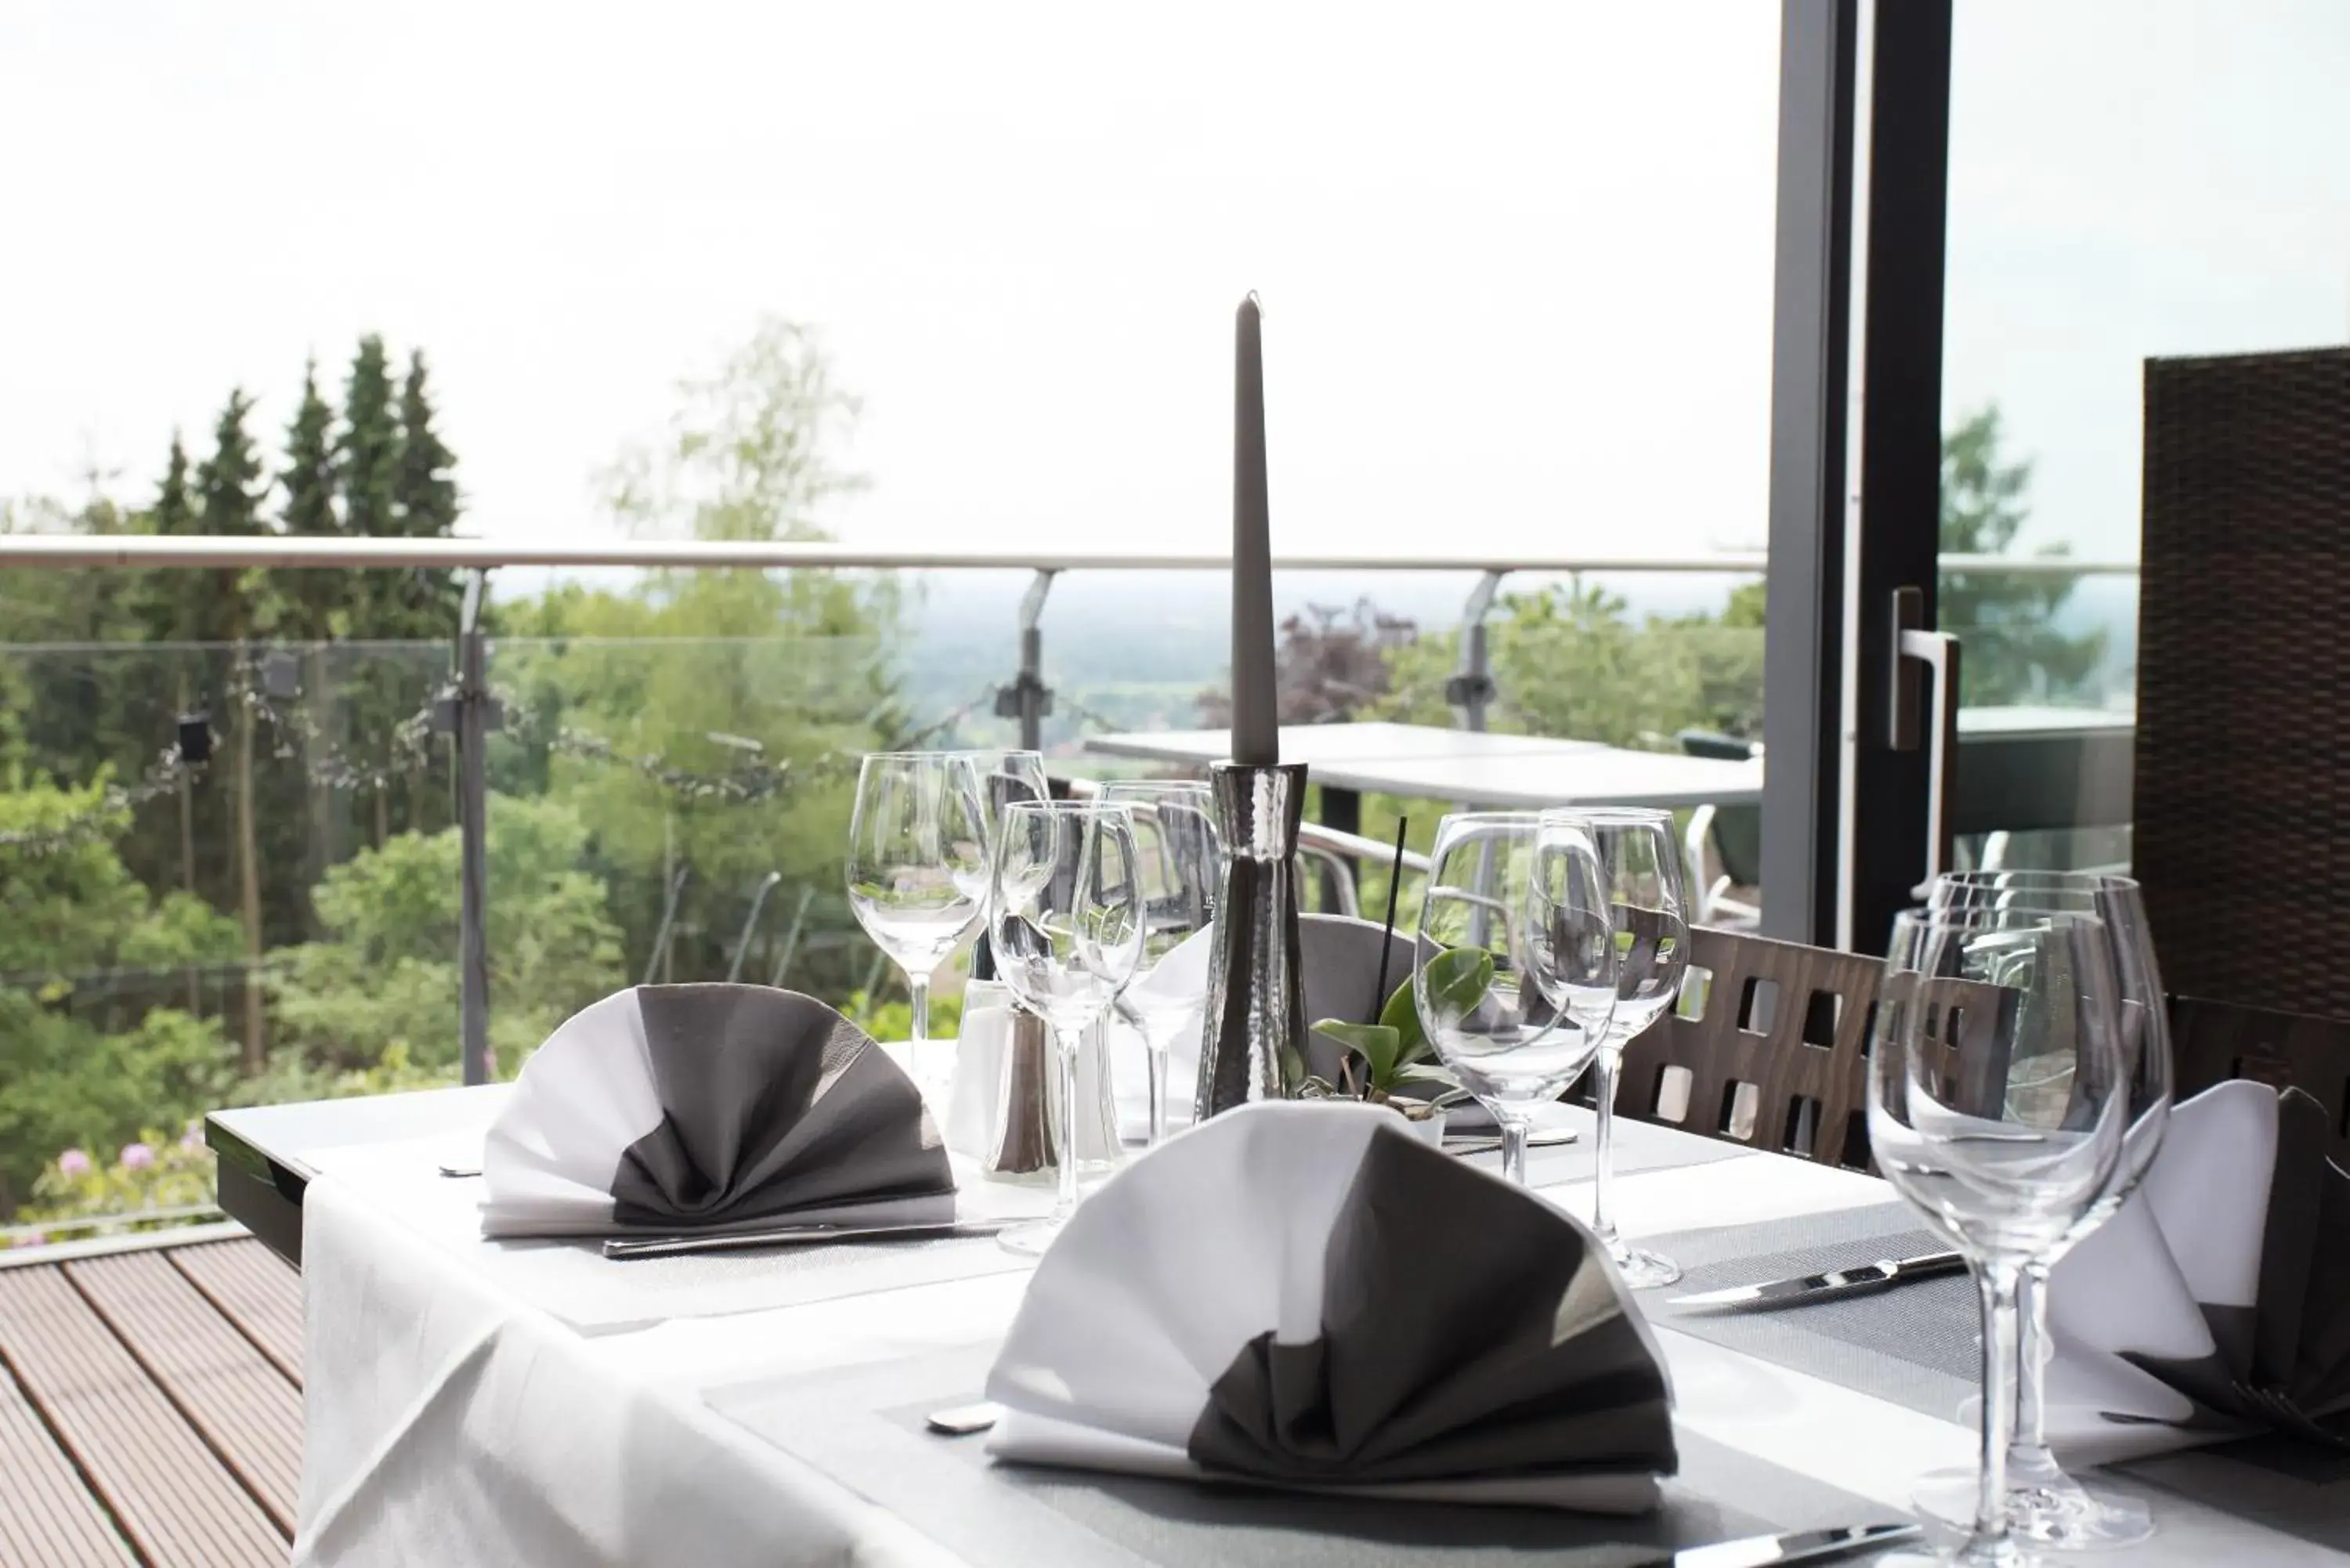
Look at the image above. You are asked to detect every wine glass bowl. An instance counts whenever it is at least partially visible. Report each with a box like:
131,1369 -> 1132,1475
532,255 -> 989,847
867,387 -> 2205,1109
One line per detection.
1415,812 -> 1597,1183
989,799 -> 1146,1255
1099,780 -> 1220,1149
845,751 -> 990,1095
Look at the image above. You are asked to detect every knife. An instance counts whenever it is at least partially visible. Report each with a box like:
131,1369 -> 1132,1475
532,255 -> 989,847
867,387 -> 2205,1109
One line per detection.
601,1218 -> 1018,1259
1636,1521 -> 1922,1567
1668,1250 -> 1966,1308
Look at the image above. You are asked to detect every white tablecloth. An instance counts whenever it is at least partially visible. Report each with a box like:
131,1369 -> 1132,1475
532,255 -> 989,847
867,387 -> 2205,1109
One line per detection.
292,1107 -> 2348,1567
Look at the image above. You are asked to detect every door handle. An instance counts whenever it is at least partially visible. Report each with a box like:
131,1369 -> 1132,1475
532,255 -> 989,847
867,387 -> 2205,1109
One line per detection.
1889,586 -> 1961,895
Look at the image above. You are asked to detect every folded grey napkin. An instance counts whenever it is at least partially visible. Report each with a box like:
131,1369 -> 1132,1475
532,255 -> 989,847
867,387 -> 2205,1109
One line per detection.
985,1100 -> 1676,1510
480,984 -> 956,1238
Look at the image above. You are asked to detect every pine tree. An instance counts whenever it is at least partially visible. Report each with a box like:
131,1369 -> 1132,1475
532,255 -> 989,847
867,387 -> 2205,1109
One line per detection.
393,350 -> 460,539
282,359 -> 338,540
338,334 -> 400,544
196,391 -> 270,1071
154,433 -> 196,536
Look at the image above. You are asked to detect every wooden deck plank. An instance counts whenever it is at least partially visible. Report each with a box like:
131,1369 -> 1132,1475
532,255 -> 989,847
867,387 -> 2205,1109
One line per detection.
167,1240 -> 302,1388
0,1356 -> 136,1567
67,1252 -> 302,1537
0,1266 -> 287,1567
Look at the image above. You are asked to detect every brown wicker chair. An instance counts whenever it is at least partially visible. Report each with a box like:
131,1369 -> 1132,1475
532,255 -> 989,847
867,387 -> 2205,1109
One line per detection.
2136,346 -> 2350,1018
2168,992 -> 2350,1165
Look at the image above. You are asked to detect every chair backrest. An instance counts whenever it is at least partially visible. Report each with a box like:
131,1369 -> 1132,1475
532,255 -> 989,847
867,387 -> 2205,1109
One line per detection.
1608,926 -> 2013,1170
2169,992 -> 2350,1165
2136,346 -> 2350,1017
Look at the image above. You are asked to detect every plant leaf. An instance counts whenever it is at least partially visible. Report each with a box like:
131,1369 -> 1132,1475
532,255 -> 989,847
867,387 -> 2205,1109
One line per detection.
1391,1064 -> 1458,1089
1383,946 -> 1495,1064
1313,1019 -> 1401,1085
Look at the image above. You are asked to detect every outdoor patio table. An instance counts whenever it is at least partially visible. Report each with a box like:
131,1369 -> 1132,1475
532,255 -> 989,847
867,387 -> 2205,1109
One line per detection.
209,1089 -> 2341,1567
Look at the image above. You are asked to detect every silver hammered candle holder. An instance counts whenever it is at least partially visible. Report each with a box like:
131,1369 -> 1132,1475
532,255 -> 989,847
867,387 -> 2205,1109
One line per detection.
1195,761 -> 1308,1118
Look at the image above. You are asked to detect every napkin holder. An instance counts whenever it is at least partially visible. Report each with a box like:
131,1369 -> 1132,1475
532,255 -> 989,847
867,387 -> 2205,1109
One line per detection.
1195,761 -> 1308,1118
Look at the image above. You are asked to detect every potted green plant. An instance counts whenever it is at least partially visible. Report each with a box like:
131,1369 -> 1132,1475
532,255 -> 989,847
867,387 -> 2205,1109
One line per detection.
1303,946 -> 1488,1140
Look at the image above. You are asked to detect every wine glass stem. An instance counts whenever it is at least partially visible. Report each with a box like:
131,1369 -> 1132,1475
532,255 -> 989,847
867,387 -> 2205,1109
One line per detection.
1590,1042 -> 1622,1249
1051,1023 -> 1082,1219
907,973 -> 931,1046
1145,1042 -> 1170,1149
1500,1118 -> 1530,1185
1972,1262 -> 2023,1554
2008,1259 -> 2059,1487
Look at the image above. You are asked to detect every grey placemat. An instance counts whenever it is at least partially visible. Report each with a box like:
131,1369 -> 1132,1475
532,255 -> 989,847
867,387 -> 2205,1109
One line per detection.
1643,1202 -> 1978,1423
1643,1204 -> 2350,1555
708,1345 -> 1892,1568
309,1137 -> 1036,1332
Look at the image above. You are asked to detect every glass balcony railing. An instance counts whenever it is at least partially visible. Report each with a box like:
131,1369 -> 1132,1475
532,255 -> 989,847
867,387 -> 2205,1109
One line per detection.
0,540 -> 2135,1238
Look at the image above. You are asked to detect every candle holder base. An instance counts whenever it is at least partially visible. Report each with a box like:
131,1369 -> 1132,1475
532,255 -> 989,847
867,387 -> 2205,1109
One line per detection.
1195,761 -> 1308,1119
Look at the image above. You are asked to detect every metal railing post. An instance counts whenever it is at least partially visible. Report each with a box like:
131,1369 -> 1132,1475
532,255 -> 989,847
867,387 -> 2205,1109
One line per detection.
1445,570 -> 1508,732
995,569 -> 1058,752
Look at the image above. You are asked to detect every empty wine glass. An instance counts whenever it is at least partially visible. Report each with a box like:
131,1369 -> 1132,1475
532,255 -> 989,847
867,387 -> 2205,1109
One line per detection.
1415,812 -> 1601,1186
1540,807 -> 1690,1288
947,750 -> 1050,959
1100,780 -> 1220,1149
845,752 -> 989,1096
1914,872 -> 2173,1549
1870,905 -> 2131,1568
990,799 -> 1146,1255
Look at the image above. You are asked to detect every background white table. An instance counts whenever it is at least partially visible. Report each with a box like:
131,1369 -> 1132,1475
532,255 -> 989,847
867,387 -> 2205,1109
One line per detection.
218,1086 -> 2341,1567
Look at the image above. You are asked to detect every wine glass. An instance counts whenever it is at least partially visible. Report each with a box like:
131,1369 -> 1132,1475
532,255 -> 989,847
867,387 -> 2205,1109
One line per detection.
1869,905 -> 2131,1568
845,752 -> 989,1096
1099,780 -> 1220,1149
989,799 -> 1146,1255
1539,807 -> 1690,1288
1415,812 -> 1602,1185
1913,872 -> 2173,1548
948,750 -> 1050,977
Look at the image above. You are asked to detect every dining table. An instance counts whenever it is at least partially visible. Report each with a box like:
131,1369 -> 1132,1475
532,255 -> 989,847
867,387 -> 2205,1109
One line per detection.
208,1086 -> 2346,1567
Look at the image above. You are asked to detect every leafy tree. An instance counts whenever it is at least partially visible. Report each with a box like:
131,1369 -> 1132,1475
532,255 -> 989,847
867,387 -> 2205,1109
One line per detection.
1197,599 -> 1418,729
267,793 -> 625,1076
1940,406 -> 2106,705
602,316 -> 869,542
0,998 -> 232,1217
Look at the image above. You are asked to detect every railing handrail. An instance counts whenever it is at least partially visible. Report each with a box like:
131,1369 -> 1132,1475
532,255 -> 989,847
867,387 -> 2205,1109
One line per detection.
0,533 -> 2142,578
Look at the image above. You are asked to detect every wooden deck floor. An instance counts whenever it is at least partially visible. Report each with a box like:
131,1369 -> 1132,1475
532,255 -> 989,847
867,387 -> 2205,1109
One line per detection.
0,1233 -> 299,1567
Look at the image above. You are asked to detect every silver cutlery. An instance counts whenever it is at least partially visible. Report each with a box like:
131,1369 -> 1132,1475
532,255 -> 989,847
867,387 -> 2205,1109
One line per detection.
1668,1250 -> 1966,1309
1636,1521 -> 1922,1567
602,1218 -> 1018,1259
924,1400 -> 1003,1436
438,1162 -> 483,1179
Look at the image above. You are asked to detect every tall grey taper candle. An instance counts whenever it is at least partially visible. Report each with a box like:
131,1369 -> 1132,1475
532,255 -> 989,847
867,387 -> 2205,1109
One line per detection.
1230,294 -> 1278,768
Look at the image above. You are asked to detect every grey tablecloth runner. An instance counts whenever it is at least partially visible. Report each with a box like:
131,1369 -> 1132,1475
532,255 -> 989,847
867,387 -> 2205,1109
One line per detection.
709,1346 -> 1889,1568
1643,1201 -> 2350,1555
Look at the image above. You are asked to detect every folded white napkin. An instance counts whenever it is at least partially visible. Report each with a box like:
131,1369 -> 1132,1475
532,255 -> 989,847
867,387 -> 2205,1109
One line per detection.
984,1099 -> 1673,1510
481,985 -> 956,1238
2042,1077 -> 2350,1464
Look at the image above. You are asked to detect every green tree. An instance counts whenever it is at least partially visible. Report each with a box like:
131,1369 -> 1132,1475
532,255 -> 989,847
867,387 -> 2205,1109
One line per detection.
394,349 -> 461,538
193,391 -> 272,1069
281,363 -> 338,544
266,793 -> 626,1076
602,316 -> 869,542
339,336 -> 400,540
1940,406 -> 2106,705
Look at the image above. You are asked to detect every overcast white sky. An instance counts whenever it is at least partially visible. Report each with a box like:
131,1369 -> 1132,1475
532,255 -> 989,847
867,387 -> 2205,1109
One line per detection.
1,2 -> 2344,565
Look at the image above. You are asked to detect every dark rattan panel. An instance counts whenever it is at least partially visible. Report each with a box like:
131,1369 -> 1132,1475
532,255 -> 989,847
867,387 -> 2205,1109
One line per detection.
2138,347 -> 2350,1016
